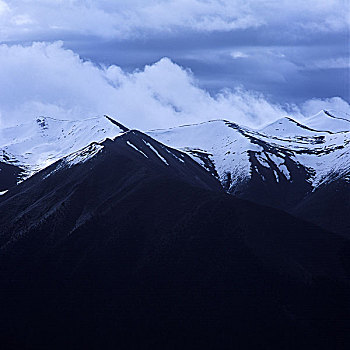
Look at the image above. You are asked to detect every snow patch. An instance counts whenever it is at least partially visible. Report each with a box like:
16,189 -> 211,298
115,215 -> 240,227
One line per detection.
143,140 -> 169,165
126,141 -> 148,158
279,164 -> 291,180
164,148 -> 185,163
273,170 -> 279,183
268,154 -> 284,167
256,153 -> 269,167
65,143 -> 104,166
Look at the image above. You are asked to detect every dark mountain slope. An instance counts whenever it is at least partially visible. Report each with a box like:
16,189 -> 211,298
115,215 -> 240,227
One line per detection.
149,116 -> 350,235
0,131 -> 349,349
232,148 -> 313,210
0,161 -> 23,191
293,178 -> 350,237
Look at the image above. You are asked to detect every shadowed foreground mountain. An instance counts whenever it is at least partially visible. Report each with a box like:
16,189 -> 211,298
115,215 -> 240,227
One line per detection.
0,161 -> 23,192
0,130 -> 349,349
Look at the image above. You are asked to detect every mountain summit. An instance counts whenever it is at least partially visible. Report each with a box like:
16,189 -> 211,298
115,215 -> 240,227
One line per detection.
1,111 -> 349,235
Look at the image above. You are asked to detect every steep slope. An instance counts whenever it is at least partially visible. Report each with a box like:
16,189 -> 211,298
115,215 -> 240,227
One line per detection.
0,115 -> 122,180
293,178 -> 350,236
0,130 -> 349,349
305,110 -> 350,132
1,111 -> 349,235
149,111 -> 350,231
0,161 -> 23,193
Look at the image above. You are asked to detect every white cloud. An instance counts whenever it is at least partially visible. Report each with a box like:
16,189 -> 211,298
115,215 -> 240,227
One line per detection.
0,0 -> 9,15
230,51 -> 249,59
305,57 -> 350,70
0,41 -> 286,129
301,97 -> 350,117
12,14 -> 34,26
0,42 -> 348,131
0,0 -> 348,41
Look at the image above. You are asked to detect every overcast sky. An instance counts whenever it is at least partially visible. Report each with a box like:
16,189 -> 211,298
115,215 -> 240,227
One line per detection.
0,0 -> 349,129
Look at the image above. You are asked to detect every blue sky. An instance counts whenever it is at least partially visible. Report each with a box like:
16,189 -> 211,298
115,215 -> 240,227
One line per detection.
0,0 -> 349,129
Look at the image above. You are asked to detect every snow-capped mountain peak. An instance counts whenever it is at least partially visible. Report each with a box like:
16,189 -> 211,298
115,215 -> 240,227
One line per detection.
0,115 -> 124,180
303,109 -> 350,133
149,110 -> 350,196
1,110 -> 349,218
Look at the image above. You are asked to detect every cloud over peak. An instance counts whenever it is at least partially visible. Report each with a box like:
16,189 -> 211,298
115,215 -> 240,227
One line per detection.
0,41 -> 349,131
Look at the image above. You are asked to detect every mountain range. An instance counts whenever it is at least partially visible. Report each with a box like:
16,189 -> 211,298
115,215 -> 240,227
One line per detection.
1,110 -> 349,234
0,112 -> 349,349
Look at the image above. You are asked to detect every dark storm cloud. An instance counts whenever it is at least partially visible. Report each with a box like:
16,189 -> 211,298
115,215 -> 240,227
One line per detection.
64,27 -> 349,103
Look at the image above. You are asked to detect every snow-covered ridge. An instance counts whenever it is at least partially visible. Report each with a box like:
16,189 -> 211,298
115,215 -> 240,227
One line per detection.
0,115 -> 123,180
149,110 -> 350,189
0,110 -> 349,191
41,129 -> 200,184
143,140 -> 169,165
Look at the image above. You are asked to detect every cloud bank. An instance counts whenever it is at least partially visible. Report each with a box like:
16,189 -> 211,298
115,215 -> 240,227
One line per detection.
0,42 -> 348,130
0,0 -> 348,41
1,1 -> 348,106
